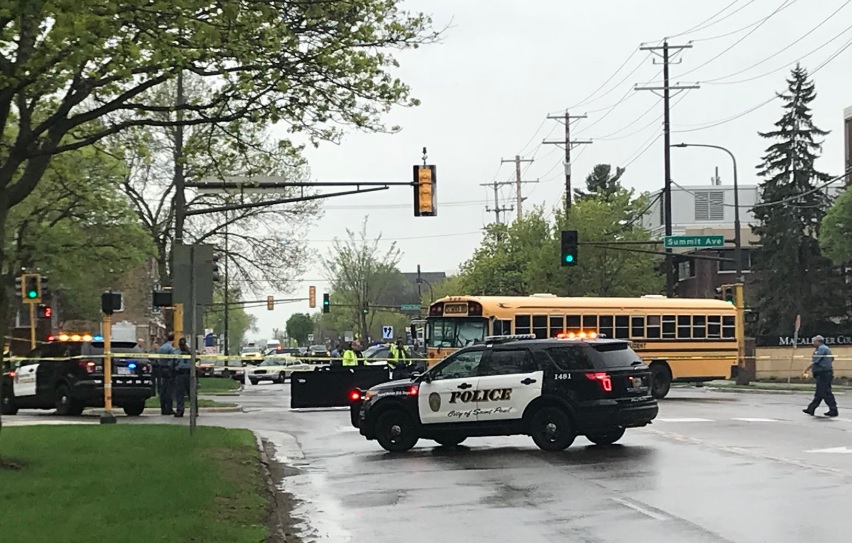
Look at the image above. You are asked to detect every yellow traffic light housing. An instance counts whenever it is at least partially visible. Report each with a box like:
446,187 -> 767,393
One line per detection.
308,285 -> 316,308
413,165 -> 437,217
22,273 -> 41,302
267,296 -> 274,311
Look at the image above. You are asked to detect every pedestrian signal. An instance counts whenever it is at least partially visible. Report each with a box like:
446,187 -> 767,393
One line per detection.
560,230 -> 578,267
413,165 -> 437,217
37,305 -> 52,318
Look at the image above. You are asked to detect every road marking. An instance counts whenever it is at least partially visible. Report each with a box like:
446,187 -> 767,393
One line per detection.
655,418 -> 713,422
731,418 -> 778,422
610,498 -> 669,521
336,426 -> 359,433
2,419 -> 96,426
806,447 -> 852,454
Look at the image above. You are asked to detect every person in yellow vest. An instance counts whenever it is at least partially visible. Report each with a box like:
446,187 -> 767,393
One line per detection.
342,342 -> 358,366
389,339 -> 409,379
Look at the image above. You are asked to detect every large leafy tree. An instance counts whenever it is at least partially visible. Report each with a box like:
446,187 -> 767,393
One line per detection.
321,217 -> 405,341
820,187 -> 852,266
0,0 -> 439,358
285,313 -> 314,346
751,65 -> 847,335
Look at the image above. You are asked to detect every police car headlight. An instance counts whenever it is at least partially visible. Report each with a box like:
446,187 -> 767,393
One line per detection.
365,390 -> 378,401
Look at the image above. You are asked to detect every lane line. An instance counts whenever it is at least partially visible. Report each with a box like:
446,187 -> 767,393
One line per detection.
731,418 -> 779,422
610,497 -> 670,521
655,417 -> 714,422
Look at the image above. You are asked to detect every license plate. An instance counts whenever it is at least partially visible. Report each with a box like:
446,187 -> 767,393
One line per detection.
117,367 -> 132,375
632,377 -> 642,388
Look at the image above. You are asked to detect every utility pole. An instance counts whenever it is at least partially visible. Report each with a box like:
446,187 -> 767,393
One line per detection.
500,155 -> 536,219
543,112 -> 591,212
223,217 -> 229,361
480,179 -> 514,224
635,41 -> 699,298
173,71 -> 187,245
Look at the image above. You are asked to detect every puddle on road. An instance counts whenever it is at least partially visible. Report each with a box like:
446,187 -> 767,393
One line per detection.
264,439 -> 353,542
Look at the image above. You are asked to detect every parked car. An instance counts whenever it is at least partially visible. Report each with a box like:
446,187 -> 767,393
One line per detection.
246,356 -> 312,385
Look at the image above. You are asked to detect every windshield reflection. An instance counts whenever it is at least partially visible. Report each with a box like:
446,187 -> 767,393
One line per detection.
426,318 -> 487,348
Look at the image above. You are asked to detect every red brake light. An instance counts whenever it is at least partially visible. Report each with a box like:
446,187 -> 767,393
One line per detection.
8,371 -> 15,378
350,390 -> 362,401
78,360 -> 96,374
407,385 -> 419,396
585,372 -> 612,392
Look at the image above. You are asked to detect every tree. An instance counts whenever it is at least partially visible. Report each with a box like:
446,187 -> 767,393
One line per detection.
0,0 -> 440,364
115,77 -> 318,292
751,65 -> 847,335
286,313 -> 314,346
820,187 -> 852,266
322,217 -> 405,341
204,288 -> 256,352
574,164 -> 626,202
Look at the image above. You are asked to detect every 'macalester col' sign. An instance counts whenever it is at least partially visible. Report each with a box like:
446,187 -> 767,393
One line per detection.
756,335 -> 852,347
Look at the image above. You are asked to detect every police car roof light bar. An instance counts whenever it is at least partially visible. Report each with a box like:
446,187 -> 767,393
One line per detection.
484,334 -> 537,344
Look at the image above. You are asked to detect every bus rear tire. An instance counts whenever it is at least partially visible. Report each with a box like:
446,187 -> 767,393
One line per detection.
651,363 -> 671,399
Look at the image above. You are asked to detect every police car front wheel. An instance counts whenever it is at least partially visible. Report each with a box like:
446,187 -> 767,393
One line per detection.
529,406 -> 576,451
375,410 -> 419,453
55,384 -> 84,416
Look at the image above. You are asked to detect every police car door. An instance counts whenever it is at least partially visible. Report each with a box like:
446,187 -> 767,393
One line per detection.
417,347 -> 484,424
13,347 -> 44,398
474,346 -> 542,422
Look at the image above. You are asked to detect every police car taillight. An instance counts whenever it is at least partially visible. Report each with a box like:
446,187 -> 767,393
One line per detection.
78,360 -> 96,374
407,385 -> 419,396
350,389 -> 363,401
585,372 -> 612,392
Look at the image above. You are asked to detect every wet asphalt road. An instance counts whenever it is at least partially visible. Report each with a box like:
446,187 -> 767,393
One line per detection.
8,384 -> 852,543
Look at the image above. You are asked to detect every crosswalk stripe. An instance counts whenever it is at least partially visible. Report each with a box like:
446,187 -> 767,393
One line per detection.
655,418 -> 713,422
731,417 -> 778,422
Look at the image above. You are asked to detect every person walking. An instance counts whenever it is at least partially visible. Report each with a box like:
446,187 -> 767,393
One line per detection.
802,335 -> 838,417
156,333 -> 177,415
173,337 -> 192,418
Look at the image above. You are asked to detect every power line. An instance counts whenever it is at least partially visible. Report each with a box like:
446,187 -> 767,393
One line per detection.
305,230 -> 484,243
668,0 -> 753,39
569,49 -> 642,109
480,179 -> 514,224
543,112 -> 592,211
500,155 -> 537,218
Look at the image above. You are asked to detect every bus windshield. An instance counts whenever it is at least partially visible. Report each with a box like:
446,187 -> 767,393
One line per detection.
427,318 -> 487,348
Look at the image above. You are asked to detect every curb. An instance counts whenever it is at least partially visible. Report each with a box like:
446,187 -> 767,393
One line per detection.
703,387 -> 848,396
254,434 -> 289,543
141,406 -> 243,413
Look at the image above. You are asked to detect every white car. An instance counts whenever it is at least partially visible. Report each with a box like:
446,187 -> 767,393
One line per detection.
247,357 -> 312,384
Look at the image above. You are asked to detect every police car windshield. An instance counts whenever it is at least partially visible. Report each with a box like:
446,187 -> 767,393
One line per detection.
591,343 -> 642,369
427,318 -> 487,348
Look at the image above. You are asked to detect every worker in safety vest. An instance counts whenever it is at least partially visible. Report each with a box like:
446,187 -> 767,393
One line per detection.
342,342 -> 358,366
389,339 -> 410,379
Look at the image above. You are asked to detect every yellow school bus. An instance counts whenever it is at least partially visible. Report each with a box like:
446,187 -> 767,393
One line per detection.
425,294 -> 739,399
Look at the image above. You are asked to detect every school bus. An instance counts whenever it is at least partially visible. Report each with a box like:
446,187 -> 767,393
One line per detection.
424,294 -> 739,399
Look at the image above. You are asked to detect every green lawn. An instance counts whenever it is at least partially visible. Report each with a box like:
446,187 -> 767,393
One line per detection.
0,425 -> 269,543
198,377 -> 240,393
144,396 -> 236,409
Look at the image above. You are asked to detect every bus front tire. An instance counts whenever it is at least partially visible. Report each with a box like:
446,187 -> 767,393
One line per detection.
650,363 -> 671,399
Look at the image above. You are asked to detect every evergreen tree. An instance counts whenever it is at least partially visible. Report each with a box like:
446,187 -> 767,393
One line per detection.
751,65 -> 845,336
574,164 -> 626,202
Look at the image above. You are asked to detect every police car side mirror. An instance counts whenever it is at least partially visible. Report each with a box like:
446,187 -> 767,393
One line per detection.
419,372 -> 432,383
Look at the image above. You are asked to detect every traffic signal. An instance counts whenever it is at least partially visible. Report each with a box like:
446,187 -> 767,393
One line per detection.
23,273 -> 41,301
212,254 -> 221,282
267,295 -> 274,310
308,285 -> 316,308
362,302 -> 369,315
716,285 -> 735,304
36,304 -> 52,318
322,293 -> 330,313
560,230 -> 578,267
413,165 -> 437,217
101,291 -> 123,314
152,289 -> 173,307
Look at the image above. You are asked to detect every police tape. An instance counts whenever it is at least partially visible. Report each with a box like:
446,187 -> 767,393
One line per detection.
0,352 -> 431,363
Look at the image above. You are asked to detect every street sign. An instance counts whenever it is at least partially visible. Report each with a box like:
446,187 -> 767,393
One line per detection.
308,334 -> 314,342
400,304 -> 421,311
663,235 -> 725,248
382,326 -> 394,340
344,331 -> 354,342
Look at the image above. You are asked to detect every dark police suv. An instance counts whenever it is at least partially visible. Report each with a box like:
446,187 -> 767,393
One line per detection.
1,334 -> 154,417
350,335 -> 658,452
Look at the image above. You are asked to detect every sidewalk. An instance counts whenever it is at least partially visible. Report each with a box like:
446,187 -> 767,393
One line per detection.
677,380 -> 852,394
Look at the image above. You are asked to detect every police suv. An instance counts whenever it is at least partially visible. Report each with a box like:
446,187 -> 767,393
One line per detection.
1,333 -> 154,417
350,335 -> 658,452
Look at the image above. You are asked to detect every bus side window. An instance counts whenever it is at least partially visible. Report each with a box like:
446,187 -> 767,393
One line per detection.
693,315 -> 707,338
515,315 -> 531,336
566,315 -> 581,330
532,315 -> 548,339
493,320 -> 512,336
662,315 -> 676,339
647,316 -> 661,339
615,316 -> 630,339
549,316 -> 564,336
630,316 -> 645,338
722,316 -> 736,338
677,316 -> 692,339
708,316 -> 722,338
598,315 -> 614,338
582,315 -> 597,332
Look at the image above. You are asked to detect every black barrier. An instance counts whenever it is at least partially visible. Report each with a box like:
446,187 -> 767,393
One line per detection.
290,365 -> 392,408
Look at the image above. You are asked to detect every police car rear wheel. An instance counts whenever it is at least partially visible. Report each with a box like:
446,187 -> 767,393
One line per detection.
651,363 -> 671,399
55,384 -> 84,416
530,406 -> 576,451
585,427 -> 625,446
375,410 -> 419,452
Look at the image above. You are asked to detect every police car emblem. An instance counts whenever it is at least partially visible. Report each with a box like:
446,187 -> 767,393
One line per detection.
429,392 -> 441,412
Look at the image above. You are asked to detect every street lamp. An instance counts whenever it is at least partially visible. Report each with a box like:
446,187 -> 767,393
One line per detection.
672,143 -> 743,283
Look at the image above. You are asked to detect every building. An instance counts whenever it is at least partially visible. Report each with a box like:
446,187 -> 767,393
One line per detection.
640,182 -> 761,299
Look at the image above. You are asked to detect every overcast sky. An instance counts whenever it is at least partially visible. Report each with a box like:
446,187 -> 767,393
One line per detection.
245,0 -> 852,341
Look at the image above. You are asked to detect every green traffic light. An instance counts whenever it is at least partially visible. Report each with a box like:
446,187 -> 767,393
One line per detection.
565,255 -> 574,263
27,290 -> 37,298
